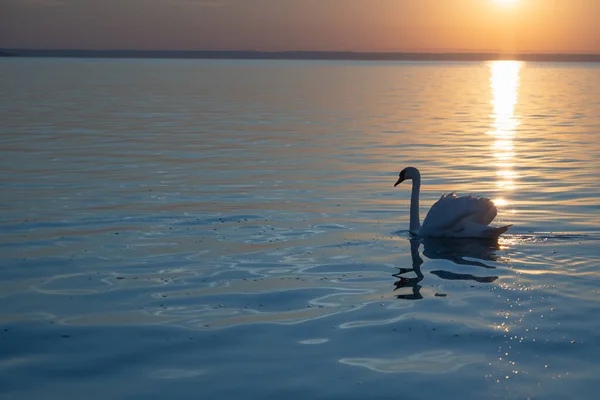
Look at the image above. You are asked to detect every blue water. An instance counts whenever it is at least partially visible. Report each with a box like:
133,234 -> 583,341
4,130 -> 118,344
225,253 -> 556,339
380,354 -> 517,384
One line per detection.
1,58 -> 600,399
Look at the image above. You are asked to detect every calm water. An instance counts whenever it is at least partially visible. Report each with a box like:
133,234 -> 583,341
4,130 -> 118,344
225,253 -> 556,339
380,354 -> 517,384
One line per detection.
1,58 -> 600,399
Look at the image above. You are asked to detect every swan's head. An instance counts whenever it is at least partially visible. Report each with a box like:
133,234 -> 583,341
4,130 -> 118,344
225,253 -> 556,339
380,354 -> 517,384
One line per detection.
394,167 -> 420,186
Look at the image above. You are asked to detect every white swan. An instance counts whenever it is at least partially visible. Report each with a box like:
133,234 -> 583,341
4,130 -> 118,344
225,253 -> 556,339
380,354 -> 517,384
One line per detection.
394,167 -> 511,238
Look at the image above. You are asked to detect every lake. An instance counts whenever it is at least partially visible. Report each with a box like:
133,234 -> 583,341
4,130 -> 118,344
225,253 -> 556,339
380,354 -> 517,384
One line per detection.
1,58 -> 600,399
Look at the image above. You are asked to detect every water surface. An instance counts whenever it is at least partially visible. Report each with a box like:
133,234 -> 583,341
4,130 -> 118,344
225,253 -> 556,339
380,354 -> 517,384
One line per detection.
1,58 -> 600,399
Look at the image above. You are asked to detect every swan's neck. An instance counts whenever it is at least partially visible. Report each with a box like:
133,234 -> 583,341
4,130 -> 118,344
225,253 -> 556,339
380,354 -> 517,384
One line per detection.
409,178 -> 421,235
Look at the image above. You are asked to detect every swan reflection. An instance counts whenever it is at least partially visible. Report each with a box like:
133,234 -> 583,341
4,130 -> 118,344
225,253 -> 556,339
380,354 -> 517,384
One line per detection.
393,238 -> 502,300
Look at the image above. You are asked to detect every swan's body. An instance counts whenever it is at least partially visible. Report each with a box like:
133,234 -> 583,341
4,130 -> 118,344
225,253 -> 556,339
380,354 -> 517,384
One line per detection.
394,167 -> 511,238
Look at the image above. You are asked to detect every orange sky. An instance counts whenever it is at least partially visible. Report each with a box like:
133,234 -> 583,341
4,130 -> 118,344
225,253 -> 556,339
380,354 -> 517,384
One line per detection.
1,0 -> 599,53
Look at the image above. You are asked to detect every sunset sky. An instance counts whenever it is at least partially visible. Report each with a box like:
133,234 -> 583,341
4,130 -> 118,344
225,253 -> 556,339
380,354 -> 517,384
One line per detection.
1,0 -> 599,53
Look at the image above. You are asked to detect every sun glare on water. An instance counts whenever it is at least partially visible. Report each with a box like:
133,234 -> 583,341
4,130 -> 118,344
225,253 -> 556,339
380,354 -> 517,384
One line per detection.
494,198 -> 508,207
488,60 -> 522,210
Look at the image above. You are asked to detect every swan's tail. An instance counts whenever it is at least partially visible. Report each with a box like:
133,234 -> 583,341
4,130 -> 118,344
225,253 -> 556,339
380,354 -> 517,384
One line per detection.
485,224 -> 512,237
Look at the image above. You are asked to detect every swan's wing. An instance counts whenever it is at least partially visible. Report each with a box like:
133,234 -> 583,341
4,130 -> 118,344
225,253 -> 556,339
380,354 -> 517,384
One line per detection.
421,193 -> 498,232
451,221 -> 511,238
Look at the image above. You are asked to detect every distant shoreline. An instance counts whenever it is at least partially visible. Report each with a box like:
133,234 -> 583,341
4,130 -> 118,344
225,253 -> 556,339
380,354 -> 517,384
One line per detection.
2,49 -> 600,63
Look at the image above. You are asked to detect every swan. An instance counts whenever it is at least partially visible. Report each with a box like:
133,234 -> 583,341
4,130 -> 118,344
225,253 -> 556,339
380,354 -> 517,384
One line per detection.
394,167 -> 511,238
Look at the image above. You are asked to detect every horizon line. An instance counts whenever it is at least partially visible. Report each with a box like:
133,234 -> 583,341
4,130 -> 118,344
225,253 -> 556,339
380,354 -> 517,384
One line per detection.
3,49 -> 600,62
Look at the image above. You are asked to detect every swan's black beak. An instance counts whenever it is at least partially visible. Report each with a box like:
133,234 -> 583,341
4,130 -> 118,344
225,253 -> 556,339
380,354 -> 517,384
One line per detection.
394,177 -> 405,187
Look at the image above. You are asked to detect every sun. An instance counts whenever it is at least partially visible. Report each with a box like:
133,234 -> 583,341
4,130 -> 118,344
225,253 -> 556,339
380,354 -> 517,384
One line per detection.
494,0 -> 517,4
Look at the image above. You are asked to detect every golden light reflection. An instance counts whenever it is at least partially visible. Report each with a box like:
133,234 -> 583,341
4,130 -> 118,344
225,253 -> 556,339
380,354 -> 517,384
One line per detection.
488,60 -> 521,205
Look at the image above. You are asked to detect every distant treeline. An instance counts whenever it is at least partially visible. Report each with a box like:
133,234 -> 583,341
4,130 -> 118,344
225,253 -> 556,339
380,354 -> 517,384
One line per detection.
2,49 -> 600,62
